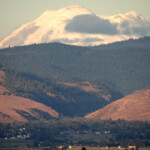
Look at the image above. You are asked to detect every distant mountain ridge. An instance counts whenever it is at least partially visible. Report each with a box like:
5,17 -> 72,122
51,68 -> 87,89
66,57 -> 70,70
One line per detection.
0,5 -> 150,48
0,37 -> 150,94
85,89 -> 150,122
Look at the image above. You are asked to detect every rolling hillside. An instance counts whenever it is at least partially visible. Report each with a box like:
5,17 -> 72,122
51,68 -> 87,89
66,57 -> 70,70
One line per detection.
0,66 -> 122,118
0,71 -> 59,123
85,89 -> 150,122
0,95 -> 59,123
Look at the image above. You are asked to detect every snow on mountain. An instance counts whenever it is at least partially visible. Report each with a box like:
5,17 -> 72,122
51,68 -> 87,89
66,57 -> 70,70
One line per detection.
111,11 -> 150,36
0,5 -> 150,48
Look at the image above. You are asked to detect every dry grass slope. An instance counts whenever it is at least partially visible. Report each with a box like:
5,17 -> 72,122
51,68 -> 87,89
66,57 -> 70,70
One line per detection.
0,95 -> 59,123
85,89 -> 150,122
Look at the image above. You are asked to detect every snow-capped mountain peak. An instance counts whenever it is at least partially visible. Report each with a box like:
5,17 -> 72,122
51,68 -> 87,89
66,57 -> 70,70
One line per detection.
125,11 -> 139,17
36,5 -> 91,21
61,5 -> 92,13
0,5 -> 150,49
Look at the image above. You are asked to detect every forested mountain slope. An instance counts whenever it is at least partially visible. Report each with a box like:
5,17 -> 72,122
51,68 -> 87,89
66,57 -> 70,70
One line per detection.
0,37 -> 150,94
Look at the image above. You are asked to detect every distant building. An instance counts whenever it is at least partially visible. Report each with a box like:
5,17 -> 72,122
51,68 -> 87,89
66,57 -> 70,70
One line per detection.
128,146 -> 136,150
68,146 -> 72,149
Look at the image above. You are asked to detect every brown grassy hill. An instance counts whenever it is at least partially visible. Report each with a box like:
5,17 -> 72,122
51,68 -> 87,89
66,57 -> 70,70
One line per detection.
59,81 -> 112,101
85,89 -> 150,122
0,95 -> 59,123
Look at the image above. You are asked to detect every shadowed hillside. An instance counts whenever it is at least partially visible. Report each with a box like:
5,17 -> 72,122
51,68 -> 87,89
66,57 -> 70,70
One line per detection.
0,66 -> 122,118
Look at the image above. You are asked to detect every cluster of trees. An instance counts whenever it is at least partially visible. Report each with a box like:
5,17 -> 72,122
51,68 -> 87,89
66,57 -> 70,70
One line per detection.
0,118 -> 150,147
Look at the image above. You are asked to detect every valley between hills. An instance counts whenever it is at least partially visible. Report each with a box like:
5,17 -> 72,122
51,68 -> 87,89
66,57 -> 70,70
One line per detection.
0,37 -> 150,122
0,65 -> 123,122
0,37 -> 150,148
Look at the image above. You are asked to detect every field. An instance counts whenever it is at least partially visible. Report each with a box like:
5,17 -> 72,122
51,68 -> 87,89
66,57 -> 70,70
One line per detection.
0,146 -> 150,150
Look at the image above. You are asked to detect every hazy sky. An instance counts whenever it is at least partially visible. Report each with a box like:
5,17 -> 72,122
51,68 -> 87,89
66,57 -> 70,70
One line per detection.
0,0 -> 150,40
